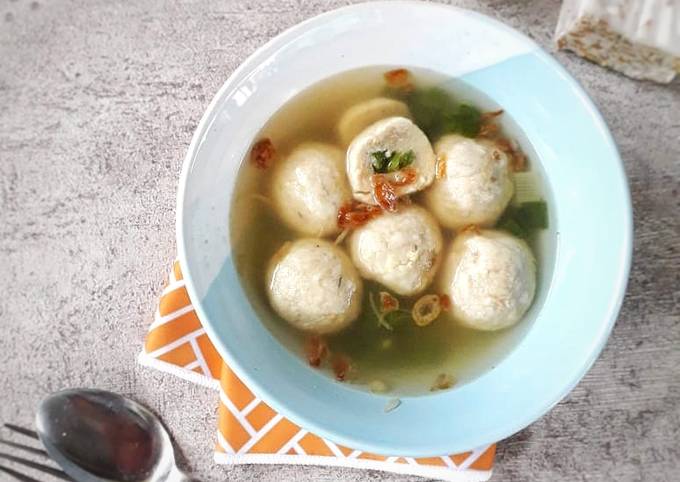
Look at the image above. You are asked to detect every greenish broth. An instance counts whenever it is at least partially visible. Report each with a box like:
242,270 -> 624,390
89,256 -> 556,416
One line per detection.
230,66 -> 554,396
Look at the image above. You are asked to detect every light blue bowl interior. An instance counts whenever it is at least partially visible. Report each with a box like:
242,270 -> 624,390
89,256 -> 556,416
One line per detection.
178,2 -> 632,457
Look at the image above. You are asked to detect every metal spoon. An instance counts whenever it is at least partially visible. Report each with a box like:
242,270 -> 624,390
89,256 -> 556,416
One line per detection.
35,389 -> 192,482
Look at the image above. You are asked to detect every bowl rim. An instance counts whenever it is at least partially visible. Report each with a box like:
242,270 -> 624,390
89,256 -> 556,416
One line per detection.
176,0 -> 633,456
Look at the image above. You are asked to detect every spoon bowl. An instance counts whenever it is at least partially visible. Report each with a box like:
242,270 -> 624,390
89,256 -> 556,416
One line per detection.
36,389 -> 190,482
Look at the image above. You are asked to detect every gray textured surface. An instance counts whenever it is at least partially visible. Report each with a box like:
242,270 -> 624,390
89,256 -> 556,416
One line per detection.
1,0 -> 679,481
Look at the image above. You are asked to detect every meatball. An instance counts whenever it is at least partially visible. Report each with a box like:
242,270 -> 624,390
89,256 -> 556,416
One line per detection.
266,239 -> 362,334
337,97 -> 411,146
346,117 -> 436,205
271,143 -> 352,237
440,229 -> 536,331
424,134 -> 513,230
349,206 -> 443,296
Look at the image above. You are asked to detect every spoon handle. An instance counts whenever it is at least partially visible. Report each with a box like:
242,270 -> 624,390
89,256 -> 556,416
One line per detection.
166,466 -> 194,482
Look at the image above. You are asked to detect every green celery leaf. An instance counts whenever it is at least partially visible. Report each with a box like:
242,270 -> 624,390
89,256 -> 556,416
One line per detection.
451,104 -> 482,138
517,201 -> 549,229
406,87 -> 457,138
405,88 -> 482,139
497,200 -> 549,237
497,217 -> 529,238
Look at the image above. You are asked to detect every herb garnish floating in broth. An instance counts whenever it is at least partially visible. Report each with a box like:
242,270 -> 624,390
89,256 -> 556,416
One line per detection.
370,149 -> 415,173
232,66 -> 553,395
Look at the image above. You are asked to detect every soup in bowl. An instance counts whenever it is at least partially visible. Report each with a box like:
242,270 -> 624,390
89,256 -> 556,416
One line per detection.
231,66 -> 555,396
178,2 -> 631,456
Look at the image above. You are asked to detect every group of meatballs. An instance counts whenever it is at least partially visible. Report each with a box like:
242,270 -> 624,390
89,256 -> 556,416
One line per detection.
261,95 -> 537,341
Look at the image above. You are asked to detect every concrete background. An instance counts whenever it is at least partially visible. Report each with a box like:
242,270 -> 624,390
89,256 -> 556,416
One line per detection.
1,0 -> 678,481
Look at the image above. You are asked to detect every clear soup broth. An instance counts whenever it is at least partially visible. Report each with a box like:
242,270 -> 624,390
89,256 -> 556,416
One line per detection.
230,66 -> 555,396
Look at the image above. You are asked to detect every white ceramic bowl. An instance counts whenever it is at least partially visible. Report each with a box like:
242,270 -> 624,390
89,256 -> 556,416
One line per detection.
177,1 -> 632,456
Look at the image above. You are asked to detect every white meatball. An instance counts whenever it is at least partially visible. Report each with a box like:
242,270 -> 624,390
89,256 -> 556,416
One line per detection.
424,134 -> 513,230
271,143 -> 352,237
440,230 -> 536,331
267,239 -> 362,334
337,97 -> 411,146
349,206 -> 443,296
346,117 -> 436,205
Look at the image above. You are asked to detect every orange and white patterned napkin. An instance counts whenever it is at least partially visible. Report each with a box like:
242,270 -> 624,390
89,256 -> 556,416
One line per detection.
139,261 -> 496,481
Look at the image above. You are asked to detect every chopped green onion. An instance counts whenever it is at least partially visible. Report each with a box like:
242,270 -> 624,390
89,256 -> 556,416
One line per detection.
370,150 -> 389,173
370,149 -> 415,174
513,172 -> 542,204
